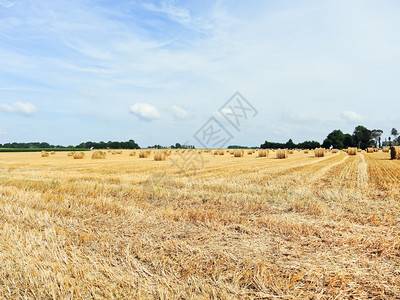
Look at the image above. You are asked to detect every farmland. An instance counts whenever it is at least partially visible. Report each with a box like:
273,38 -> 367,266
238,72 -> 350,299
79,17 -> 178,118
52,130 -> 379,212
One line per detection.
0,150 -> 399,299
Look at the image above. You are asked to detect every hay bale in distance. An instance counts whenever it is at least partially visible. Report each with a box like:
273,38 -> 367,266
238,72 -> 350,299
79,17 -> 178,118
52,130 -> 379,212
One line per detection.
67,152 -> 75,156
154,152 -> 166,161
276,149 -> 288,159
332,149 -> 339,153
129,151 -> 136,156
50,151 -> 56,155
304,150 -> 309,154
391,146 -> 400,160
139,151 -> 150,158
258,149 -> 269,158
382,147 -> 389,153
234,150 -> 244,157
92,150 -> 106,159
41,151 -> 49,157
367,148 -> 374,153
314,148 -> 325,157
73,152 -> 85,159
347,148 -> 357,155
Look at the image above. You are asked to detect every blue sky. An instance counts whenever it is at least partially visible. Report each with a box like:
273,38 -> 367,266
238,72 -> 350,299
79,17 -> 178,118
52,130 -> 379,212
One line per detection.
1,0 -> 399,147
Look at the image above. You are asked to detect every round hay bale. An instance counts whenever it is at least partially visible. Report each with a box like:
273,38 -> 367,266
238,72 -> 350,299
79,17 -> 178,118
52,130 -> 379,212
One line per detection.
391,146 -> 400,160
139,151 -> 149,158
276,149 -> 288,159
258,149 -> 269,157
347,148 -> 357,155
314,148 -> 325,157
41,151 -> 49,157
234,150 -> 244,157
154,152 -> 166,161
92,150 -> 106,159
73,152 -> 85,159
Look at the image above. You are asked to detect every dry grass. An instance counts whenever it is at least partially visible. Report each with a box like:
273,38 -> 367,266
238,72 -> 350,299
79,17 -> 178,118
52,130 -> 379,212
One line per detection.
92,150 -> 106,159
73,152 -> 85,159
314,148 -> 325,157
1,150 -> 400,298
276,149 -> 288,159
391,146 -> 400,160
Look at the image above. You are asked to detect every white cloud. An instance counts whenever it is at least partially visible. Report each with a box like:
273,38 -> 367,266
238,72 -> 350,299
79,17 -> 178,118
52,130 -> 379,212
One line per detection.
172,104 -> 188,119
341,111 -> 363,122
0,1 -> 15,8
130,103 -> 160,121
142,1 -> 192,26
0,102 -> 37,116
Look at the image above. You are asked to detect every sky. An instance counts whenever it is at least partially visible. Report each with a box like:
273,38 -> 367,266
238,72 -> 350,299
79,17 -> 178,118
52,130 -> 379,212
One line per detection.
0,0 -> 399,148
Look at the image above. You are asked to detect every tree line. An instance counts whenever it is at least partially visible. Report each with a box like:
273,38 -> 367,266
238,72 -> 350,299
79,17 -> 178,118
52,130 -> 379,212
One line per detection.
260,126 -> 399,150
0,140 -> 140,150
322,126 -> 399,149
260,139 -> 320,150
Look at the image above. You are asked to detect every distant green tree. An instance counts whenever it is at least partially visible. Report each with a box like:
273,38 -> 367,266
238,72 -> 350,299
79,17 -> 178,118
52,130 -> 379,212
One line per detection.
371,129 -> 383,147
353,125 -> 372,149
392,128 -> 399,145
343,134 -> 354,148
322,130 -> 345,149
285,139 -> 296,149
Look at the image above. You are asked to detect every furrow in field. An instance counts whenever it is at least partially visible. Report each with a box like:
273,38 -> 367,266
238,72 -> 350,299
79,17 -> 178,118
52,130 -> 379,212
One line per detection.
364,153 -> 400,193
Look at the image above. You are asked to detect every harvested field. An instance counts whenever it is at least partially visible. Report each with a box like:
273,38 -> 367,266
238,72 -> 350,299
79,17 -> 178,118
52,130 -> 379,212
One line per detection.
0,150 -> 399,299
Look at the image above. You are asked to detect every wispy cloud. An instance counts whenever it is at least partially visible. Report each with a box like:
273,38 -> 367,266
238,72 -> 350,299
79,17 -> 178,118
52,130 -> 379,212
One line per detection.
341,111 -> 363,122
0,102 -> 37,116
172,104 -> 188,119
0,1 -> 14,8
130,103 -> 160,121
